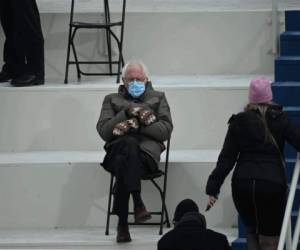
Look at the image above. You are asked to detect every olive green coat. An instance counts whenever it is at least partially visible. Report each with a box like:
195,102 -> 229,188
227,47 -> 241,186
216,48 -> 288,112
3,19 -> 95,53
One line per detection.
96,82 -> 173,164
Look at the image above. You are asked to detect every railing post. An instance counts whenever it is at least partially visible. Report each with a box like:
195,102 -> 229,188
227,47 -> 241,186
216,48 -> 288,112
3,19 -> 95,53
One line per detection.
286,220 -> 292,250
278,154 -> 300,250
292,207 -> 300,250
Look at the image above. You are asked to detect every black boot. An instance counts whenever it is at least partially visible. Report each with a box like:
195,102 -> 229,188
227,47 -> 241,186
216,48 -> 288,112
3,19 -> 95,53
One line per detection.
0,70 -> 13,83
116,224 -> 131,243
134,206 -> 152,223
11,74 -> 44,87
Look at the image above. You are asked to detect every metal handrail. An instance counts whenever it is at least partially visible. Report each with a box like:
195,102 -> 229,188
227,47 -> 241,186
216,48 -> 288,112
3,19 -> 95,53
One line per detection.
292,205 -> 300,249
278,153 -> 300,250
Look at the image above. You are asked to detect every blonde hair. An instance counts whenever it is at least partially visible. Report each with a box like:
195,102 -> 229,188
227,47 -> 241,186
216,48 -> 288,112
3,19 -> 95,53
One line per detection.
245,103 -> 273,143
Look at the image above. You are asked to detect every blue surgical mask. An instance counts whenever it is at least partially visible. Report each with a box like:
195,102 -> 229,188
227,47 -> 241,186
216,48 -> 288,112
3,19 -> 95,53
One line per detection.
128,80 -> 145,98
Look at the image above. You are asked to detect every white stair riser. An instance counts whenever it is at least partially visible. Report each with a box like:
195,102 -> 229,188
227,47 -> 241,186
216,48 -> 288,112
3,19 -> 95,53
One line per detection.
0,11 -> 283,78
0,162 -> 236,229
34,0 -> 300,13
0,87 -> 247,151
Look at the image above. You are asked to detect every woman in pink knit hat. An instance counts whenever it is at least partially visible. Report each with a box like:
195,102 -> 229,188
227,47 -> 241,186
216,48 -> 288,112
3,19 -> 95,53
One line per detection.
205,77 -> 300,250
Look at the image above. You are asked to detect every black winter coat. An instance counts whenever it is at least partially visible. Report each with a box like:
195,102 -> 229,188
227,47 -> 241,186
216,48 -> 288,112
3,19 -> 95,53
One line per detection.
157,212 -> 231,250
206,104 -> 300,197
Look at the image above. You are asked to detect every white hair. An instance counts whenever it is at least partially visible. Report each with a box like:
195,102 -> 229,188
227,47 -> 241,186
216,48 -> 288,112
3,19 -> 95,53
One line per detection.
121,60 -> 149,79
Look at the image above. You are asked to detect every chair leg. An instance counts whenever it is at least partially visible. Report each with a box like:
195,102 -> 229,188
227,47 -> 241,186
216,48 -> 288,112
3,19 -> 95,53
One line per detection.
64,26 -> 73,84
117,0 -> 126,83
105,175 -> 114,235
104,0 -> 113,75
105,28 -> 113,75
116,49 -> 122,83
116,30 -> 125,83
107,30 -> 122,83
159,187 -> 166,235
164,202 -> 171,228
151,179 -> 169,235
70,28 -> 81,81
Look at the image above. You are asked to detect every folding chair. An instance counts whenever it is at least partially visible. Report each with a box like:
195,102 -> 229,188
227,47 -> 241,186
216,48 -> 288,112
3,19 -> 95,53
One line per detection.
105,139 -> 171,235
64,0 -> 126,84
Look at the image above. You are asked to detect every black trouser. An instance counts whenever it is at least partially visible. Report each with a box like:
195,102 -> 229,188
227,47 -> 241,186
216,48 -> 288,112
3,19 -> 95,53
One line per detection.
232,179 -> 287,236
0,0 -> 44,78
102,135 -> 158,225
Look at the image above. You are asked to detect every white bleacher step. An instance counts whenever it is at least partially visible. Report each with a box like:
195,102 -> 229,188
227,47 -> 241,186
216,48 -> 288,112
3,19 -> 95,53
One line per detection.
0,227 -> 237,249
37,0 -> 300,13
0,150 -> 219,166
0,149 -> 236,230
0,75 -> 251,156
0,75 -> 260,91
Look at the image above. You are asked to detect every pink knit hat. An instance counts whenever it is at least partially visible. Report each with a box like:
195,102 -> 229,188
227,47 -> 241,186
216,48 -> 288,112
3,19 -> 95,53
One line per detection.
249,76 -> 273,104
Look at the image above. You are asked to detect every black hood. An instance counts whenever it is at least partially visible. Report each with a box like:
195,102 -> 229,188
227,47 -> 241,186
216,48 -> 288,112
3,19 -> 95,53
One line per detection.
176,212 -> 207,229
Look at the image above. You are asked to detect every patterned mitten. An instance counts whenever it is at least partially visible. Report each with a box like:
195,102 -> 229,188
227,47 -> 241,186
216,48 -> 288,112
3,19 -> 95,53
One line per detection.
113,118 -> 140,136
113,121 -> 130,136
126,105 -> 143,118
139,109 -> 156,126
127,118 -> 139,130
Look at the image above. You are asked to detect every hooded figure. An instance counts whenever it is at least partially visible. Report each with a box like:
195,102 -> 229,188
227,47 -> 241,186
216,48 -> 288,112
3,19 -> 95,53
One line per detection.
157,199 -> 231,250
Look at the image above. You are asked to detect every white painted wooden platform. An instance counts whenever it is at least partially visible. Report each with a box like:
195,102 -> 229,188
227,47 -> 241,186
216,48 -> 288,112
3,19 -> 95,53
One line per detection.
0,150 -> 219,166
0,75 -> 258,90
36,0 -> 300,13
0,75 -> 254,152
0,0 -> 285,247
0,75 -> 251,229
0,10 -> 281,78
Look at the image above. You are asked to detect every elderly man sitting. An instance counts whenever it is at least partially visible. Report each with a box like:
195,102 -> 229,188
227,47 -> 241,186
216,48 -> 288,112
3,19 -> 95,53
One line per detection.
97,61 -> 173,243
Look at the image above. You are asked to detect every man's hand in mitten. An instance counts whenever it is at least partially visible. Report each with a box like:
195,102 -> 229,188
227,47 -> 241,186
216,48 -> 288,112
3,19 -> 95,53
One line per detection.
127,117 -> 139,130
113,118 -> 140,136
139,109 -> 156,126
126,104 -> 143,118
113,121 -> 130,136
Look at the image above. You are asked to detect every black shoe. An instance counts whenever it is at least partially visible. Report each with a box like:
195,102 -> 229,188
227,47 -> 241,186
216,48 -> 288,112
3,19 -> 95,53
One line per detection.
11,74 -> 44,87
116,225 -> 131,243
0,70 -> 13,83
134,206 -> 152,223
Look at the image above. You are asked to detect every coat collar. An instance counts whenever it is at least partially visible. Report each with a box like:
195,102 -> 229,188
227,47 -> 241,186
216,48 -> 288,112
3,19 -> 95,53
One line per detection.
176,212 -> 207,229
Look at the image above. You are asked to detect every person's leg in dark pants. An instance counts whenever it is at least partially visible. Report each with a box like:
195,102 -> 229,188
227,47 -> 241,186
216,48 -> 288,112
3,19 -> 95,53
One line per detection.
0,0 -> 25,82
255,180 -> 286,250
232,179 -> 286,250
132,151 -> 160,221
113,178 -> 131,243
10,0 -> 44,86
109,136 -> 143,192
104,151 -> 131,242
102,135 -> 152,242
232,179 -> 261,250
